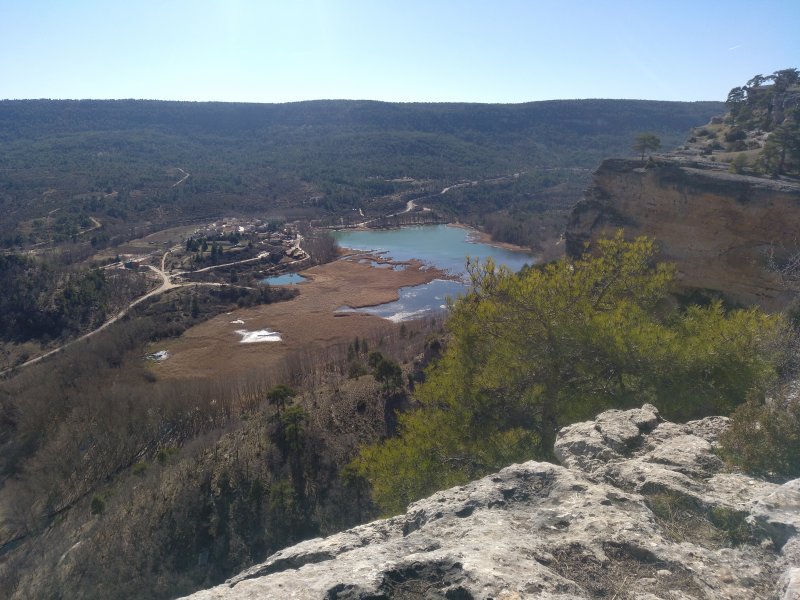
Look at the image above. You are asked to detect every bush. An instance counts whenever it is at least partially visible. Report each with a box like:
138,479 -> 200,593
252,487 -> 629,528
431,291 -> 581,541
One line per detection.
725,128 -> 747,143
348,360 -> 368,379
728,140 -> 747,152
156,447 -> 178,464
728,154 -> 748,174
720,395 -> 800,479
90,495 -> 106,515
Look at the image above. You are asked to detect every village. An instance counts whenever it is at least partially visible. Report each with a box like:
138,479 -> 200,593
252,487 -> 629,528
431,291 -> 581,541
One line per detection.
114,216 -> 311,288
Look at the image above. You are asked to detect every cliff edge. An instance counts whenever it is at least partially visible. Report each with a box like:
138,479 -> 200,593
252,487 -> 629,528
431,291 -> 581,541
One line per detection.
565,158 -> 800,309
181,405 -> 800,599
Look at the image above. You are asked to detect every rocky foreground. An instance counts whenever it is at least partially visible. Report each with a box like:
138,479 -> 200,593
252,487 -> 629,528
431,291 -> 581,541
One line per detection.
182,405 -> 799,599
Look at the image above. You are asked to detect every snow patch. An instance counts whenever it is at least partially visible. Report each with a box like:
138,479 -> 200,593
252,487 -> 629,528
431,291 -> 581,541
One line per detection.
146,350 -> 170,361
387,309 -> 430,323
235,329 -> 282,343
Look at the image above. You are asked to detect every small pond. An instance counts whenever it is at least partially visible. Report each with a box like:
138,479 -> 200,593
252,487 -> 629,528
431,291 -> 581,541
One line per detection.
261,273 -> 308,285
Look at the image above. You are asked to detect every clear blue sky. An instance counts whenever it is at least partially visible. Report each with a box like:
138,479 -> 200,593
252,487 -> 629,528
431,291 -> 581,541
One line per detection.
1,0 -> 797,103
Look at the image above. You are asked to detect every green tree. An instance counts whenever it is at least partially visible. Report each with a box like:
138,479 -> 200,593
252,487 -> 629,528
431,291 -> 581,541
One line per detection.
369,352 -> 403,394
90,495 -> 106,515
746,74 -> 767,88
770,68 -> 800,91
278,405 -> 308,453
762,116 -> 800,175
266,384 -> 296,415
726,85 -> 747,104
633,132 -> 662,161
354,233 -> 787,515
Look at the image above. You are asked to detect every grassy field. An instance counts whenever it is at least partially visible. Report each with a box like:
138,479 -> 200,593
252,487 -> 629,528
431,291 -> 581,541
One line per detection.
152,255 -> 451,380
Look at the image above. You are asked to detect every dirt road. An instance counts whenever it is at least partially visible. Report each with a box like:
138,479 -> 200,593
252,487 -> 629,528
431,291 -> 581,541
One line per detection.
0,244 -> 274,378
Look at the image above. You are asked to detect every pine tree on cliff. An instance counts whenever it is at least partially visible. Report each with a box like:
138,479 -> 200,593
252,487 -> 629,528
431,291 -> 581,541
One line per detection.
633,133 -> 661,161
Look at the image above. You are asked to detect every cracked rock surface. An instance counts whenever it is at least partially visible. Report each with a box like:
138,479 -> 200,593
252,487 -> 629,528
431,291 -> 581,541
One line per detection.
182,405 -> 799,599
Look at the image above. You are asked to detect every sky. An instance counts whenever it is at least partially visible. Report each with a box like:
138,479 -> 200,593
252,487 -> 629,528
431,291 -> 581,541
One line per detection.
1,0 -> 798,104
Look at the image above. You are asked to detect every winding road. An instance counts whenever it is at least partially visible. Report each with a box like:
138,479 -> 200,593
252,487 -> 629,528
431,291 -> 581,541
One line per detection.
0,236 -> 306,378
171,168 -> 190,188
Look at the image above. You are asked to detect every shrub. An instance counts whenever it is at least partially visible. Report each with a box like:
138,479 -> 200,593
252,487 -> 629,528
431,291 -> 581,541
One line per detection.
729,154 -> 748,174
90,495 -> 106,515
156,447 -> 178,464
728,140 -> 747,152
725,128 -> 747,143
348,360 -> 368,379
720,395 -> 800,480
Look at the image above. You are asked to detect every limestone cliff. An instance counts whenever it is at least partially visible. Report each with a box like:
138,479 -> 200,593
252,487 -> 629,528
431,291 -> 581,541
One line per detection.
565,158 -> 800,309
181,406 -> 800,599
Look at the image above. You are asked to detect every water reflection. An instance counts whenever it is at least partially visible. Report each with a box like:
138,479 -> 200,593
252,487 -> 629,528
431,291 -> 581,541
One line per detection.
261,273 -> 308,285
334,225 -> 535,321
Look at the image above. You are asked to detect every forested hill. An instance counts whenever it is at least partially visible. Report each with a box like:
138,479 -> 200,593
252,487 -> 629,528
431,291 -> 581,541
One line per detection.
0,99 -> 723,248
0,98 -> 724,140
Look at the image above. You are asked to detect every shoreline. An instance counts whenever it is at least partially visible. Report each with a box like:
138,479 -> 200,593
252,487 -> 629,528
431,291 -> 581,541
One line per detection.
334,221 -> 535,255
335,257 -> 455,309
446,222 -> 534,254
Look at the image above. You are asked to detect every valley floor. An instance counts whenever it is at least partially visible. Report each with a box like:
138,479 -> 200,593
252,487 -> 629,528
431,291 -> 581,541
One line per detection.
152,256 -> 451,380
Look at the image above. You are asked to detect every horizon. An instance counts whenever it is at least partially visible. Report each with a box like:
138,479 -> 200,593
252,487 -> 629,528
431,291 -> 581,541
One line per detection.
2,0 -> 797,105
0,96 -> 726,105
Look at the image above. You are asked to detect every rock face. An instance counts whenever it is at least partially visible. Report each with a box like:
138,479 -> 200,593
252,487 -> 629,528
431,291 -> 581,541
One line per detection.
565,158 -> 800,310
182,405 -> 799,600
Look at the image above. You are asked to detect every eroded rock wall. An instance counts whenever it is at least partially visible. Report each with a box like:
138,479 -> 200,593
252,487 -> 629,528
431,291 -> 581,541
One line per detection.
565,158 -> 800,309
181,406 -> 800,600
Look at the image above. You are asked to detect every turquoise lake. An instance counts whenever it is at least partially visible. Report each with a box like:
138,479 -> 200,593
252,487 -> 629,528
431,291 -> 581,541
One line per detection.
333,225 -> 536,321
261,273 -> 308,285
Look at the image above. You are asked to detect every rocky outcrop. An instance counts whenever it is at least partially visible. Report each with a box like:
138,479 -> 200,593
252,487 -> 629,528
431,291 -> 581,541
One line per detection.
565,158 -> 800,309
181,405 -> 800,599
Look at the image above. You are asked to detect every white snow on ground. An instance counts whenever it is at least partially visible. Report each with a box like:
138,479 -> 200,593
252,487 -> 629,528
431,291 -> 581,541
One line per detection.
235,329 -> 282,343
230,319 -> 245,324
387,309 -> 429,323
146,350 -> 170,361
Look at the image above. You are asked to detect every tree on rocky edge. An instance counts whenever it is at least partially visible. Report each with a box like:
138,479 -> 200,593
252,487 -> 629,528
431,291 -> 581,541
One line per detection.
633,132 -> 661,161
